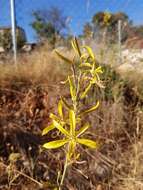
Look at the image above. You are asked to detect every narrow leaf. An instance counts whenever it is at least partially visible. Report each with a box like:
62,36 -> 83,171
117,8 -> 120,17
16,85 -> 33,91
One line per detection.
80,53 -> 88,61
82,46 -> 95,60
53,120 -> 70,137
50,113 -> 59,121
55,50 -> 73,64
80,83 -> 92,99
76,123 -> 90,137
71,38 -> 81,56
69,110 -> 76,136
61,96 -> 72,110
67,140 -> 76,159
60,77 -> 69,84
95,66 -> 103,74
58,100 -> 63,119
43,139 -> 69,149
79,62 -> 92,68
79,101 -> 99,116
42,124 -> 55,136
68,76 -> 76,101
76,138 -> 97,148
90,76 -> 97,84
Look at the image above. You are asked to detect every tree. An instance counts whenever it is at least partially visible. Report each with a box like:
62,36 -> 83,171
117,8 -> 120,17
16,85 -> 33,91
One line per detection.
85,11 -> 131,42
31,6 -> 67,45
92,12 -> 111,28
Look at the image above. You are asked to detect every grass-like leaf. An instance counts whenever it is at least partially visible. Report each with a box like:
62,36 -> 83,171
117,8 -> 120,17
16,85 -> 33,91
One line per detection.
94,66 -> 103,74
80,83 -> 92,99
76,138 -> 97,148
53,120 -> 70,137
43,139 -> 69,149
76,123 -> 90,137
58,100 -> 63,119
61,96 -> 72,110
68,76 -> 76,102
82,46 -> 95,60
79,62 -> 92,68
50,113 -> 60,121
68,140 -> 76,159
42,123 -> 55,136
69,110 -> 76,136
79,101 -> 99,116
55,50 -> 73,64
71,37 -> 81,56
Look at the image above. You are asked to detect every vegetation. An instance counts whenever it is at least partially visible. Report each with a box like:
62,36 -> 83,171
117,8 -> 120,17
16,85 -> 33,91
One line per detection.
42,38 -> 103,189
32,6 -> 67,46
0,38 -> 143,189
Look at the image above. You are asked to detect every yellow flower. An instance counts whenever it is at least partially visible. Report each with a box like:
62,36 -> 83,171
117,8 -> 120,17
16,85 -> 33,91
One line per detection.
43,110 -> 97,160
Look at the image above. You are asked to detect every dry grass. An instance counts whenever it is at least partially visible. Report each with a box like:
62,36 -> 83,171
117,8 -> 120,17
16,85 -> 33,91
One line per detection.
0,43 -> 143,190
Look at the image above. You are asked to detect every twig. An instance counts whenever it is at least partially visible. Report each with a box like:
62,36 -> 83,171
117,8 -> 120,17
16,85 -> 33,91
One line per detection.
0,162 -> 43,187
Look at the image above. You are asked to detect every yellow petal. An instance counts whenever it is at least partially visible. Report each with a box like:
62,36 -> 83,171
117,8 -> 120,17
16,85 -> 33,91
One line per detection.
43,139 -> 69,149
69,110 -> 76,136
55,50 -> 73,64
76,123 -> 90,137
53,120 -> 70,137
76,138 -> 97,148
42,124 -> 55,136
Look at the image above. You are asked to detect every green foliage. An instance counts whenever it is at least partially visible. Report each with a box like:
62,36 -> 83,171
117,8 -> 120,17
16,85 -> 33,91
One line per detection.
42,38 -> 104,189
32,16 -> 56,44
31,6 -> 67,46
100,64 -> 125,101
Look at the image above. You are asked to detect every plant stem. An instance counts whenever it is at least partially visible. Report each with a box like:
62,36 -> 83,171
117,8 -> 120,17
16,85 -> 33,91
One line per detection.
59,155 -> 68,190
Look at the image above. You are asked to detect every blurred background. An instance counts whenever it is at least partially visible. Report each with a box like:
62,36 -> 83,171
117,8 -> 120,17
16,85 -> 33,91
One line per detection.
1,0 -> 143,53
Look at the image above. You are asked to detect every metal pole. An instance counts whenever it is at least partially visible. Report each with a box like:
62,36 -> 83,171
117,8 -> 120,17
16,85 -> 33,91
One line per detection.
118,19 -> 122,64
10,0 -> 17,64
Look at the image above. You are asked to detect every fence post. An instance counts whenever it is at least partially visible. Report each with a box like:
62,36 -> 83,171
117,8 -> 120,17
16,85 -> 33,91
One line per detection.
118,19 -> 122,64
10,0 -> 17,64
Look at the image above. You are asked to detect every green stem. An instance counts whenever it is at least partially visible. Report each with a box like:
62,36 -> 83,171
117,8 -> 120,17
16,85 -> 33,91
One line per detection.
59,156 -> 68,190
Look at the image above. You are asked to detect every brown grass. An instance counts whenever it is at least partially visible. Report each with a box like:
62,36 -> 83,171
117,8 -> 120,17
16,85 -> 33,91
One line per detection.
0,43 -> 143,190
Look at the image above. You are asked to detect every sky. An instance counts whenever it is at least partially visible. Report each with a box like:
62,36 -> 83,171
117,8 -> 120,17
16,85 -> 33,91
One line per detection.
0,0 -> 143,42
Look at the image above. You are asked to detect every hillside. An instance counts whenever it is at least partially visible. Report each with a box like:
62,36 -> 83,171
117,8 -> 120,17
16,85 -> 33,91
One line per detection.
0,43 -> 143,190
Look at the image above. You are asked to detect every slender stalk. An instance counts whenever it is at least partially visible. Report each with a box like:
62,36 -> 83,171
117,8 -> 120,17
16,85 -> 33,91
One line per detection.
59,155 -> 68,190
76,71 -> 82,101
